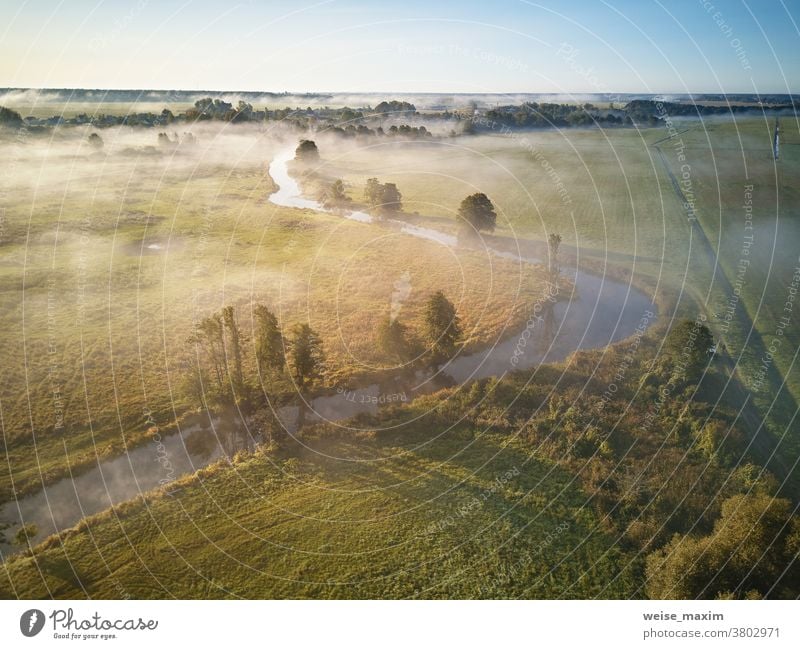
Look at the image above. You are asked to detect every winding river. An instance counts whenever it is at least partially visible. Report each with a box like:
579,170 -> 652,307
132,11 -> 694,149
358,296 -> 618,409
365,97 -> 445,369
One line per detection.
0,147 -> 655,558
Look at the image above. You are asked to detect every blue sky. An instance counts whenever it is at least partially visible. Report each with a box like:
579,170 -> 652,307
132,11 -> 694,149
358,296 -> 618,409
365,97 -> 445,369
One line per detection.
1,0 -> 798,93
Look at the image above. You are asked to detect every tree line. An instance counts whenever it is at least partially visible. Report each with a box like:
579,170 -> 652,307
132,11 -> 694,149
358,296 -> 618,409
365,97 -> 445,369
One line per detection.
185,290 -> 465,425
296,140 -> 501,234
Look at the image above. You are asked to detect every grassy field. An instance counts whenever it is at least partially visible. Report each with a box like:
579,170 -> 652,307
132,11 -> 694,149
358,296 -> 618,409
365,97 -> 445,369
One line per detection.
656,118 -> 800,436
317,118 -> 799,454
0,125 -> 548,502
2,323 -> 788,599
2,114 -> 798,599
0,419 -> 637,599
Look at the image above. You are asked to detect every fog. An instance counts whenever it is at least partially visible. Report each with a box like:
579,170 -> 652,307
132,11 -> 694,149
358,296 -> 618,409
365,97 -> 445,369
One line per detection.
3,87 -> 753,114
0,130 -> 657,557
0,120 -> 301,196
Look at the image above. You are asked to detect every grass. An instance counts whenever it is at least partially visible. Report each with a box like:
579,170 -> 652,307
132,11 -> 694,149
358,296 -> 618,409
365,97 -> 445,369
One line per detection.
0,128 -> 549,502
318,118 -> 800,457
0,421 -> 637,598
2,115 -> 797,598
654,118 -> 800,440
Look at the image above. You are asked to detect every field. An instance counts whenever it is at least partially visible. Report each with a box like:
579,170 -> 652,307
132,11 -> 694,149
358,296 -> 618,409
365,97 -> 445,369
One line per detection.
0,124 -> 548,502
1,110 -> 798,599
0,406 -> 636,599
317,118 -> 800,452
3,327 -> 792,599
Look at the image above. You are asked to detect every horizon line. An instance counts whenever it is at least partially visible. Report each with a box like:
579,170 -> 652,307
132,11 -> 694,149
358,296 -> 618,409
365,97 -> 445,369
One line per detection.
1,87 -> 797,97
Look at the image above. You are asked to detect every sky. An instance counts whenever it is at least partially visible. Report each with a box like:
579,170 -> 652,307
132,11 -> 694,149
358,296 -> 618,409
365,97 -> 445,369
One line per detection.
1,0 -> 798,94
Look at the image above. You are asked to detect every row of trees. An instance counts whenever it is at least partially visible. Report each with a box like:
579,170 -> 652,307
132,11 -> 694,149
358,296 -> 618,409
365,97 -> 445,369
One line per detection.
186,290 -> 464,421
185,98 -> 258,123
360,179 -> 499,236
291,140 -> 501,236
157,131 -> 197,148
324,124 -> 431,140
186,305 -> 324,410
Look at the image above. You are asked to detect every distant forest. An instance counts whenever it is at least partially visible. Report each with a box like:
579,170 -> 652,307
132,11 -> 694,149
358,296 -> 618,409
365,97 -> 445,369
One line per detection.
0,89 -> 796,138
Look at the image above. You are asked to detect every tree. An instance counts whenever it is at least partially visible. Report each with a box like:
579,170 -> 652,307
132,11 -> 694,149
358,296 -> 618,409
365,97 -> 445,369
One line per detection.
695,420 -> 745,466
246,408 -> 285,448
254,305 -> 285,375
364,177 -> 382,209
364,178 -> 402,214
380,182 -> 402,213
295,139 -> 319,162
378,317 -> 410,362
87,132 -> 104,150
645,494 -> 800,599
374,100 -> 416,116
424,291 -> 462,366
197,313 -> 225,393
664,319 -> 715,383
0,106 -> 23,128
222,306 -> 244,395
458,193 -> 496,233
287,323 -> 324,392
322,179 -> 349,208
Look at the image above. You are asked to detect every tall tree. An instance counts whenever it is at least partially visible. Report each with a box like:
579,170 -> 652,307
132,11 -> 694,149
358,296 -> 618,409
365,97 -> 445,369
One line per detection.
287,323 -> 324,392
254,305 -> 285,376
322,179 -> 349,208
380,183 -> 402,213
197,313 -> 225,392
364,177 -> 382,209
458,193 -> 497,233
424,291 -> 462,366
665,319 -> 715,383
222,306 -> 244,395
547,233 -> 562,277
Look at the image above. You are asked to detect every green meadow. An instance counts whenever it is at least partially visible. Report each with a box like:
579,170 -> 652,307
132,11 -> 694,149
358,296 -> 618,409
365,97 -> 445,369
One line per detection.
320,117 -> 800,452
0,425 -> 636,599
